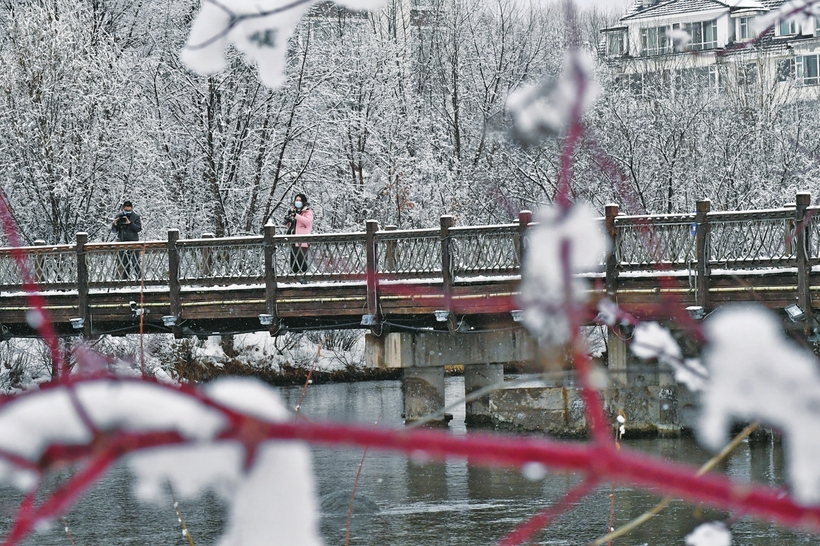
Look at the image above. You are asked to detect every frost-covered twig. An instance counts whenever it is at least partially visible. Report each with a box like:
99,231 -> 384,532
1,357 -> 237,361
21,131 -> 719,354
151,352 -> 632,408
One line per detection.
169,482 -> 196,546
60,518 -> 75,546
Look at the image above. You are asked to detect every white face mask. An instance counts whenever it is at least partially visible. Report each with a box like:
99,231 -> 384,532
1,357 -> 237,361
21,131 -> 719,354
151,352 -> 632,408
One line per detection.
294,201 -> 303,209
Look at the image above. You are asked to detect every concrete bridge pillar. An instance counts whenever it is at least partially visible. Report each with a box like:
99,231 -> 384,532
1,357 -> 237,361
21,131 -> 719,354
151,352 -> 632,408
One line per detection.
366,329 -> 535,426
607,328 -> 629,386
464,363 -> 504,426
402,367 -> 446,424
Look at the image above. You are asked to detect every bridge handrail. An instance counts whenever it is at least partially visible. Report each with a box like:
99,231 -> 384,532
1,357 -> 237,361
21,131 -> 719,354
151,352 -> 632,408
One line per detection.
707,208 -> 795,222
0,243 -> 75,254
803,209 -> 820,266
2,196 -> 817,309
449,224 -> 521,277
84,240 -> 170,287
177,235 -> 263,247
613,215 -> 696,271
373,227 -> 439,240
272,232 -> 366,244
374,228 -> 441,279
706,208 -> 798,268
0,243 -> 78,290
614,213 -> 696,225
84,240 -> 168,250
448,223 -> 519,235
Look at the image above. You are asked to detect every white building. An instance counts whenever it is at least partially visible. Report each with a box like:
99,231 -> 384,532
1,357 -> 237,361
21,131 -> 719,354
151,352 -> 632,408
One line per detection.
600,1 -> 820,92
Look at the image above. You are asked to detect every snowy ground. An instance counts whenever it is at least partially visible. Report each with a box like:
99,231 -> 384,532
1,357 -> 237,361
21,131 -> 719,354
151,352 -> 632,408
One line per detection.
0,329 -> 366,393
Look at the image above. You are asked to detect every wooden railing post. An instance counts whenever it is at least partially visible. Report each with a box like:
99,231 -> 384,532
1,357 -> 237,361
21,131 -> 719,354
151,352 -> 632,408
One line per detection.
76,232 -> 90,340
695,199 -> 711,311
365,220 -> 380,329
263,221 -> 279,333
517,210 -> 532,270
796,192 -> 812,317
385,225 -> 397,272
440,215 -> 455,330
605,204 -> 619,298
167,230 -> 181,337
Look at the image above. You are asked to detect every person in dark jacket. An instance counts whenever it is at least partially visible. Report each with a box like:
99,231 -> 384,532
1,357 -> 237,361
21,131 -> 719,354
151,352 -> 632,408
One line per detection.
283,193 -> 313,276
111,201 -> 142,279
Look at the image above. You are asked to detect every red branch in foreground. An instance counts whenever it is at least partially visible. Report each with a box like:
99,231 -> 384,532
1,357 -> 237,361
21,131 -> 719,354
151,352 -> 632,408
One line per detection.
4,4 -> 820,544
2,394 -> 819,546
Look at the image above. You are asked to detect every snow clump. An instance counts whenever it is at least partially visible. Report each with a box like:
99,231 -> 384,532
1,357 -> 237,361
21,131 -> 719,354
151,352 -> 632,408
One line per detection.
700,303 -> 820,504
183,0 -> 388,88
130,377 -> 322,546
631,321 -> 708,392
685,521 -> 731,546
506,49 -> 600,142
752,0 -> 820,35
519,203 -> 609,345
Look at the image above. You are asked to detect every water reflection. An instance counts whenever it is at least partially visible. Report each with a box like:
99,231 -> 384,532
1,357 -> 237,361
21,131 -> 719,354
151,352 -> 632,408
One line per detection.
0,377 -> 816,545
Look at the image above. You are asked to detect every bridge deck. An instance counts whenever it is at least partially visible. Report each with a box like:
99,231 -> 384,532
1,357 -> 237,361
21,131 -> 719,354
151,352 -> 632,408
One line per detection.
1,196 -> 819,338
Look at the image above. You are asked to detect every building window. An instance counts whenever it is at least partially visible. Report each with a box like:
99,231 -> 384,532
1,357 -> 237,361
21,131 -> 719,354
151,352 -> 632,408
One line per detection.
681,20 -> 718,50
797,55 -> 820,85
778,58 -> 795,81
779,19 -> 797,36
707,65 -> 721,90
641,26 -> 670,56
816,16 -> 820,37
676,66 -> 721,91
607,31 -> 626,56
738,17 -> 753,40
737,63 -> 758,86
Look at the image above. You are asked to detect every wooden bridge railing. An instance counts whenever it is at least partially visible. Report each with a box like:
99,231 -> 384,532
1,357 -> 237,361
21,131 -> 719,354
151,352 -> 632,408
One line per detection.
2,192 -> 820,316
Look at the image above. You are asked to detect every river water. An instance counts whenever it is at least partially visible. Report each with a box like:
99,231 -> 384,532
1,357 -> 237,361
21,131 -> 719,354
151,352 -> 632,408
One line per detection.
0,376 -> 816,545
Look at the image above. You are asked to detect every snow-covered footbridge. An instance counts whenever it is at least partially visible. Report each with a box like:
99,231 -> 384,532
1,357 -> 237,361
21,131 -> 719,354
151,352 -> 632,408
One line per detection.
0,193 -> 818,340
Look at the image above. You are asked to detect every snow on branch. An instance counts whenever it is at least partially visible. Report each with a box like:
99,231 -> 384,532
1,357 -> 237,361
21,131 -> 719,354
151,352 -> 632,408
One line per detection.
700,304 -> 820,505
182,0 -> 387,87
506,50 -> 600,143
519,203 -> 610,346
685,521 -> 731,546
753,0 -> 820,35
0,377 -> 322,546
631,321 -> 708,392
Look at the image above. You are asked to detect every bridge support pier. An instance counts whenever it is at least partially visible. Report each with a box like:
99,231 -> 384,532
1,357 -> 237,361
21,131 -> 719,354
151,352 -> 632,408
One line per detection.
607,328 -> 629,386
403,367 -> 446,424
464,363 -> 504,426
367,329 -> 535,426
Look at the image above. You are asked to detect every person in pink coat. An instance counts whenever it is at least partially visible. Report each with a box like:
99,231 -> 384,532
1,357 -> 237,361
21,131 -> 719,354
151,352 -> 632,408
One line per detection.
284,193 -> 313,274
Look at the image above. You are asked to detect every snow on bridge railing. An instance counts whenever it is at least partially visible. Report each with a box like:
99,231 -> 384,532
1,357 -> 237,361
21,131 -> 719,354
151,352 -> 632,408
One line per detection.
0,242 -> 76,290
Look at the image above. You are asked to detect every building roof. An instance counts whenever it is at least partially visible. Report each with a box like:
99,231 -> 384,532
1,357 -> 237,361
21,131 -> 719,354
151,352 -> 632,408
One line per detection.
622,0 -> 729,21
620,0 -> 781,21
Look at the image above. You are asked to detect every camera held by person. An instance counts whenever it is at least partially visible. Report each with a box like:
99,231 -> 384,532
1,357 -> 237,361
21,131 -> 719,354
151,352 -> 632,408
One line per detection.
284,207 -> 298,224
114,212 -> 130,226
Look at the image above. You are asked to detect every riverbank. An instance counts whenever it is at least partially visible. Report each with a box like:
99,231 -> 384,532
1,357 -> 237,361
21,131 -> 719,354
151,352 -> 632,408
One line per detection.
174,358 -> 403,386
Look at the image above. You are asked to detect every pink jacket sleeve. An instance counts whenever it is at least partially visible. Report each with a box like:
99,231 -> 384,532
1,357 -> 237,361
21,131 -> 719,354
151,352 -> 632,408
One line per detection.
295,209 -> 313,235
